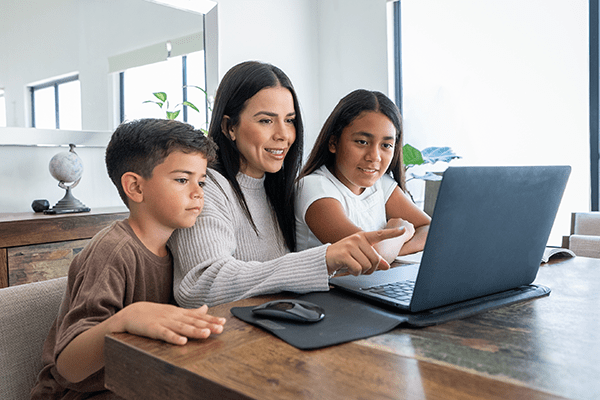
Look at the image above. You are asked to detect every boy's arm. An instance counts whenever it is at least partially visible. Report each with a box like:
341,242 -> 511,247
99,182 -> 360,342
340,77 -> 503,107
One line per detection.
56,302 -> 225,383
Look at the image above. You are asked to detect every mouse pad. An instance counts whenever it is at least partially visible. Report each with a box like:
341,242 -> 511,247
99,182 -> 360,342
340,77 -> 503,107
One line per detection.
230,285 -> 550,350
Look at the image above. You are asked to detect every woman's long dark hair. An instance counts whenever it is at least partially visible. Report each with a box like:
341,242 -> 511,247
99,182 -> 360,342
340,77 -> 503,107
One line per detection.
208,61 -> 303,251
299,89 -> 405,191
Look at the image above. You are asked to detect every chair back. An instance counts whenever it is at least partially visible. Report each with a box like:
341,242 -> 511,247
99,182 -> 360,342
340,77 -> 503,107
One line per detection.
0,277 -> 67,400
569,212 -> 600,258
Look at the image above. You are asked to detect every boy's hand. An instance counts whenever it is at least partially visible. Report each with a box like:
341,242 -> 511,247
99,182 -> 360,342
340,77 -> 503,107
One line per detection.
119,302 -> 226,345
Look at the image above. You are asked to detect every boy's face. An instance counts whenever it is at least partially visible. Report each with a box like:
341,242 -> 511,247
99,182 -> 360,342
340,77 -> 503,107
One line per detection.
141,150 -> 208,230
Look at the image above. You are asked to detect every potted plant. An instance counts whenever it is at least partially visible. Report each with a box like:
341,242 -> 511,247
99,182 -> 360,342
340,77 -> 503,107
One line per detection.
402,144 -> 460,215
144,85 -> 212,133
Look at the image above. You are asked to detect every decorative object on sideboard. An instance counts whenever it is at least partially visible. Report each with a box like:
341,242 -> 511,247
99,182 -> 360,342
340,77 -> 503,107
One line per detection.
31,199 -> 50,213
44,143 -> 90,214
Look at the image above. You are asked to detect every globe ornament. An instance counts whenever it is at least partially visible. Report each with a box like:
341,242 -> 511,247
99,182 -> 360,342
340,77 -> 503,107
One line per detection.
46,144 -> 90,214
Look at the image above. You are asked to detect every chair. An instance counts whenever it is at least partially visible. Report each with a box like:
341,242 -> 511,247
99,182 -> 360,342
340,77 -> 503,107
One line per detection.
0,277 -> 67,400
567,212 -> 600,258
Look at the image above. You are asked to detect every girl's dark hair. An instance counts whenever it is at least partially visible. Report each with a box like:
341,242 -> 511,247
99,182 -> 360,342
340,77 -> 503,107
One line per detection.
299,89 -> 405,191
208,61 -> 303,251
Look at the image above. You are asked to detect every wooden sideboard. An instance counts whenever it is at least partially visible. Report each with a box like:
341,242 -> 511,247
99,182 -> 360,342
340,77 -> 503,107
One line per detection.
0,207 -> 129,288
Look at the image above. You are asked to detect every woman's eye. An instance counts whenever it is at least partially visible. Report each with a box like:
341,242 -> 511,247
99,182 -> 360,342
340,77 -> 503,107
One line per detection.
259,119 -> 273,124
175,178 -> 188,184
286,118 -> 296,124
198,181 -> 206,188
356,140 -> 368,146
383,143 -> 394,150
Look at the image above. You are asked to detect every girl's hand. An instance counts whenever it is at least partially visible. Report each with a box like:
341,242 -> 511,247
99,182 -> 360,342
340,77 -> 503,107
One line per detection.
387,218 -> 415,240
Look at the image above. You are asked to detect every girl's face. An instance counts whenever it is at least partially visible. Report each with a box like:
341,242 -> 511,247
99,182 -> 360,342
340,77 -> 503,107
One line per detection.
226,85 -> 296,179
329,111 -> 397,195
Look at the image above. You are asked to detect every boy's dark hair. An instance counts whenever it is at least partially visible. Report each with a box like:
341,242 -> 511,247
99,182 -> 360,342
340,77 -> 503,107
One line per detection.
105,118 -> 217,207
208,61 -> 303,251
299,89 -> 405,191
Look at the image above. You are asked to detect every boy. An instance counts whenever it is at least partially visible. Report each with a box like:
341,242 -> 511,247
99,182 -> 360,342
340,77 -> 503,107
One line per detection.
31,119 -> 225,399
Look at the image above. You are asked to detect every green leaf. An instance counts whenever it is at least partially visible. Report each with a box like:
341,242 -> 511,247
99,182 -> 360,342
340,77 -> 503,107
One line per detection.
183,101 -> 200,112
153,92 -> 167,102
403,143 -> 424,166
143,100 -> 164,108
166,110 -> 180,120
185,85 -> 208,96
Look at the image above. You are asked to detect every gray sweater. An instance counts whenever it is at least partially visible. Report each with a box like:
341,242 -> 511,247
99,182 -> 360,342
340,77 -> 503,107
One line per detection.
169,168 -> 330,307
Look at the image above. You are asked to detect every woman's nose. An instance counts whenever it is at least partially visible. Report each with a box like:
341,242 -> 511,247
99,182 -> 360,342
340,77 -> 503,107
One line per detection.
273,121 -> 295,142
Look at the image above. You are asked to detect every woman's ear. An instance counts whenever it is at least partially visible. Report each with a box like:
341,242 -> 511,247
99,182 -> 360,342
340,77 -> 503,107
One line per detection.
121,172 -> 144,204
328,136 -> 337,153
221,116 -> 235,141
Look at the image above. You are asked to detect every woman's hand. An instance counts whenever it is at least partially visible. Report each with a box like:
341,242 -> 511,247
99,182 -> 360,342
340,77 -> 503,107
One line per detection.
325,227 -> 405,277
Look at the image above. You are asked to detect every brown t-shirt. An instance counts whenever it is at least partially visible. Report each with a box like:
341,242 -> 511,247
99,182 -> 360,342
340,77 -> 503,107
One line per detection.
31,220 -> 173,400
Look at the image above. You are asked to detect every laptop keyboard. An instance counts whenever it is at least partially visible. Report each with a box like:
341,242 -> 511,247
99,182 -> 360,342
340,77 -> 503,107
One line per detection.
361,280 -> 416,303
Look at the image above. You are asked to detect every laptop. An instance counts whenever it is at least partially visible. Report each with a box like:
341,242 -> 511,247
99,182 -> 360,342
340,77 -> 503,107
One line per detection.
330,165 -> 571,313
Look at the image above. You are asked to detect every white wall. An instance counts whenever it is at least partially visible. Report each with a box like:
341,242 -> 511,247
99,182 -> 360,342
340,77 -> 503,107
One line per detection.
214,0 -> 390,153
214,0 -> 321,150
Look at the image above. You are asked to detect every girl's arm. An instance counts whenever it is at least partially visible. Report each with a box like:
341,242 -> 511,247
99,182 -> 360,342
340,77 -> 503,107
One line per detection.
385,187 -> 431,255
304,198 -> 410,264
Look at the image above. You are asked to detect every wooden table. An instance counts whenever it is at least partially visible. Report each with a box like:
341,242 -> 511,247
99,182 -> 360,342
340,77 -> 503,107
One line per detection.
0,207 -> 128,287
104,257 -> 599,400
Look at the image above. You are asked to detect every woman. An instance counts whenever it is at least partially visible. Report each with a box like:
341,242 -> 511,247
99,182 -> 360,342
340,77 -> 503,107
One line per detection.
169,61 -> 403,307
296,89 -> 430,263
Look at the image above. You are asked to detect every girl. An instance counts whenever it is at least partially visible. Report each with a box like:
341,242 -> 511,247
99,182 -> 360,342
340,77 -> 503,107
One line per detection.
169,63 -> 404,307
296,89 -> 431,263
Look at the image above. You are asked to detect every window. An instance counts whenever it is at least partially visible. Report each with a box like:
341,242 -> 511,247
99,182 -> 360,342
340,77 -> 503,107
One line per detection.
119,51 -> 208,130
392,0 -> 588,245
30,75 -> 81,130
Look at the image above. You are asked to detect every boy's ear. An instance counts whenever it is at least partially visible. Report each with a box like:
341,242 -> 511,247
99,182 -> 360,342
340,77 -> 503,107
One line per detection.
121,172 -> 144,204
221,116 -> 235,141
328,136 -> 337,153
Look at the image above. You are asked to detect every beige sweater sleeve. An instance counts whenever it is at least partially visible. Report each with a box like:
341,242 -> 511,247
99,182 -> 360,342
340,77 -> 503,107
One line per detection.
169,170 -> 330,308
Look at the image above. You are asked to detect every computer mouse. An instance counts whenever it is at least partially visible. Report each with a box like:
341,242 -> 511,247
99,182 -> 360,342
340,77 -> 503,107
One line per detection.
251,299 -> 325,323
